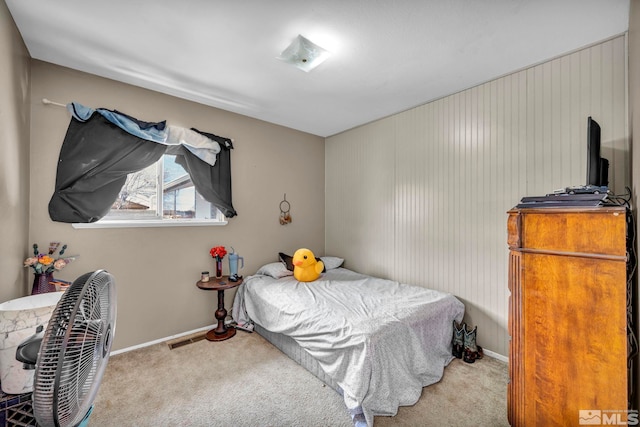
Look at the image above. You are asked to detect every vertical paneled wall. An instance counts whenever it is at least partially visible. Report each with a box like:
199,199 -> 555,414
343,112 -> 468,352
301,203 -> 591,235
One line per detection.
325,35 -> 629,357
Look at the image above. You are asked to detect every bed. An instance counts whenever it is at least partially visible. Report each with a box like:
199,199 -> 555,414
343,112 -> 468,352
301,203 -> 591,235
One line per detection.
231,259 -> 465,426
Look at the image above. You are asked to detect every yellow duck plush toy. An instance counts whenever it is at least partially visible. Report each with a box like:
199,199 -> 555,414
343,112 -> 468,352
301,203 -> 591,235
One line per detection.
293,248 -> 325,282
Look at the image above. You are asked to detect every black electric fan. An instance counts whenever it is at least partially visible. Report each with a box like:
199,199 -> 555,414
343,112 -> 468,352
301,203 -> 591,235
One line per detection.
16,270 -> 117,427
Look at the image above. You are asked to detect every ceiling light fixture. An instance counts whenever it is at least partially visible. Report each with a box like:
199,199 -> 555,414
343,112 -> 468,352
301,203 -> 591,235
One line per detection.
277,34 -> 330,72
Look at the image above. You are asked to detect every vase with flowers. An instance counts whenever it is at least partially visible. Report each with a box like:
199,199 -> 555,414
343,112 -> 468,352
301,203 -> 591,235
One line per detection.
24,242 -> 77,294
209,246 -> 227,279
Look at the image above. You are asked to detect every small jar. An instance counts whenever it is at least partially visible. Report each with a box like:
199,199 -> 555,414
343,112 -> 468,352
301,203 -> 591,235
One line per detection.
201,271 -> 210,282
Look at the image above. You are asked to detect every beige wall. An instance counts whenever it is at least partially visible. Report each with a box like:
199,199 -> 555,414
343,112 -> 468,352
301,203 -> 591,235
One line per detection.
326,36 -> 630,358
628,0 -> 639,411
28,61 -> 325,350
0,0 -> 31,302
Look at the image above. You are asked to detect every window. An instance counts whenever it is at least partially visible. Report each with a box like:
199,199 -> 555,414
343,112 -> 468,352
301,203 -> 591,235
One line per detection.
73,155 -> 226,228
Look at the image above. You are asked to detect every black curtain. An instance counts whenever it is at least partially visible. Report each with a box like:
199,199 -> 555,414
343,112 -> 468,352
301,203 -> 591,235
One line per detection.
177,128 -> 237,218
49,113 -> 166,223
49,112 -> 237,223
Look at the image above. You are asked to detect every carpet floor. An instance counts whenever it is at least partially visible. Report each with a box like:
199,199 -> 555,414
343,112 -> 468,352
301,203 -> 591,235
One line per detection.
90,331 -> 509,426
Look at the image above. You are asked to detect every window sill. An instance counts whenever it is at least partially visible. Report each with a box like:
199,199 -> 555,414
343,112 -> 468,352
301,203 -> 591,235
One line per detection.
72,219 -> 228,229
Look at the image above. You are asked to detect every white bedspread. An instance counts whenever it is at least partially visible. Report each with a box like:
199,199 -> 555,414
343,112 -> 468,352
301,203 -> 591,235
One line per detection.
233,267 -> 464,426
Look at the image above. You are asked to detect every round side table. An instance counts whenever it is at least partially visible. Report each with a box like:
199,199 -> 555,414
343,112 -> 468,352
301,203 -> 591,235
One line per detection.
196,276 -> 243,341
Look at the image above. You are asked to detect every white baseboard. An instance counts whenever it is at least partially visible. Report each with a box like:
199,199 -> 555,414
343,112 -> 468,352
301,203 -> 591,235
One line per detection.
111,324 -> 511,365
110,324 -> 216,356
482,348 -> 508,363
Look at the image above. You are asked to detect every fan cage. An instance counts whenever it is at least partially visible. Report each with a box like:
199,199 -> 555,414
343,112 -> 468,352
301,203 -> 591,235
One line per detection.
32,270 -> 116,427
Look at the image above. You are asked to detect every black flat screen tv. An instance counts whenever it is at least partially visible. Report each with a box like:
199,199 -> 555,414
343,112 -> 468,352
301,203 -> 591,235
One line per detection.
586,116 -> 609,187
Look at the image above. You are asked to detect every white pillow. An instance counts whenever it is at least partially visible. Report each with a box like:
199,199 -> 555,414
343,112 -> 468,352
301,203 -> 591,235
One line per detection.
256,262 -> 293,279
321,256 -> 344,270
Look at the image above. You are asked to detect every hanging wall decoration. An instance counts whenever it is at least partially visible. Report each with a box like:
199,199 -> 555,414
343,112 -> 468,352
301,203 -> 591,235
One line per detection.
279,194 -> 292,225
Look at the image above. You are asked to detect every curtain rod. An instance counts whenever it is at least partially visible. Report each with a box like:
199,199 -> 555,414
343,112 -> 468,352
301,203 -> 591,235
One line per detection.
42,98 -> 67,108
40,98 -> 234,144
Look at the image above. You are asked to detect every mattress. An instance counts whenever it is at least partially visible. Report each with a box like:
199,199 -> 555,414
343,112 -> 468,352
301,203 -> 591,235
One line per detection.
232,266 -> 465,426
254,323 -> 340,392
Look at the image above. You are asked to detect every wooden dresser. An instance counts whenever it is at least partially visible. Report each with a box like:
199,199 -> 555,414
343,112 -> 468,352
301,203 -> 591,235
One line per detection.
507,206 -> 630,426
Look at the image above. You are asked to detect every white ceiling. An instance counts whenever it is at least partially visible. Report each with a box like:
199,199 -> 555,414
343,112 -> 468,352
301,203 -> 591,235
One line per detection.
6,0 -> 630,137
